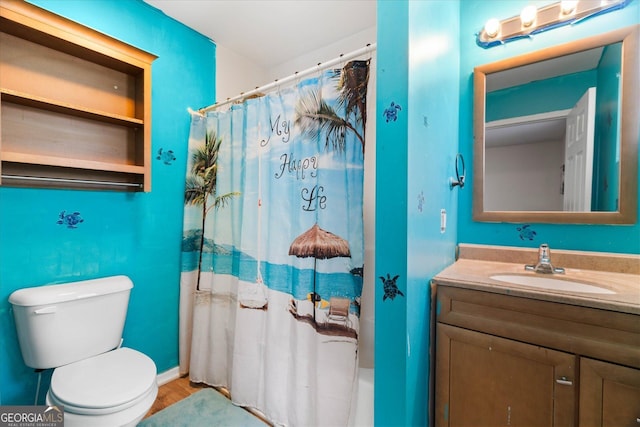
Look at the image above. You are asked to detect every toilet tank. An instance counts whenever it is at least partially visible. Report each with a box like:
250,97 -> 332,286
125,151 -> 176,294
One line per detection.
9,275 -> 133,369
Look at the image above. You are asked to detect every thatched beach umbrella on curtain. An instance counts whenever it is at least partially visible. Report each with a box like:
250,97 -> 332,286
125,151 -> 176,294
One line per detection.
289,223 -> 351,321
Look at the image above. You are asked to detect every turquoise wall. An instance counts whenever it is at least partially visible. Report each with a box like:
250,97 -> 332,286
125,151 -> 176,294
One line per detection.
0,0 -> 215,405
458,0 -> 640,254
376,1 -> 459,425
594,43 -> 623,211
486,70 -> 597,121
375,2 -> 409,425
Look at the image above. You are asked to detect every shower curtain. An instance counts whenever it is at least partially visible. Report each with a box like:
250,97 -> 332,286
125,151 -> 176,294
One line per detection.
180,60 -> 370,426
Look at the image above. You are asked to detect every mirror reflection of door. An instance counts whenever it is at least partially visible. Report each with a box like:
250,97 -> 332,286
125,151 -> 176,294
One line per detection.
564,87 -> 596,212
485,110 -> 567,211
483,42 -> 622,212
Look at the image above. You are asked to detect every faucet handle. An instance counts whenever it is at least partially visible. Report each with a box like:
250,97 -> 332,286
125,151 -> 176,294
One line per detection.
525,243 -> 565,274
538,243 -> 550,261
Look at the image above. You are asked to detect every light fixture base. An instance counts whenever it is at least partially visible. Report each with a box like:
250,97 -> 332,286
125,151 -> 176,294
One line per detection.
477,0 -> 630,48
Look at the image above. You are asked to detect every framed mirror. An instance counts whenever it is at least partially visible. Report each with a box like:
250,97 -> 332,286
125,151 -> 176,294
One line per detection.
473,25 -> 638,224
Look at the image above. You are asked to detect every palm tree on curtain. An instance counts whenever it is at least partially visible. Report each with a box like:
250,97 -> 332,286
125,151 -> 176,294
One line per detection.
184,131 -> 239,290
294,59 -> 370,154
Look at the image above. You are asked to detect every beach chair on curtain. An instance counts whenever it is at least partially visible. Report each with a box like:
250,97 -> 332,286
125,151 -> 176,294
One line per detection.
326,297 -> 351,328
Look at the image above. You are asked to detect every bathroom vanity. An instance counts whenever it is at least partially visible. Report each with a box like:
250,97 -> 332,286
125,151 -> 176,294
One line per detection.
432,244 -> 640,427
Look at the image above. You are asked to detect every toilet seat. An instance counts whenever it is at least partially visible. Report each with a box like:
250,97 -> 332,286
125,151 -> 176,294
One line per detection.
49,347 -> 157,415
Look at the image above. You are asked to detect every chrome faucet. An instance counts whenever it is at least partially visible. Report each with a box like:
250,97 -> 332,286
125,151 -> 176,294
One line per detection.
525,244 -> 565,274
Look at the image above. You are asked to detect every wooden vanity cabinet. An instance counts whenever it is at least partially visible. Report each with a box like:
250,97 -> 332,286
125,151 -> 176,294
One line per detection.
0,0 -> 156,191
436,323 -> 576,427
434,285 -> 640,427
580,358 -> 640,426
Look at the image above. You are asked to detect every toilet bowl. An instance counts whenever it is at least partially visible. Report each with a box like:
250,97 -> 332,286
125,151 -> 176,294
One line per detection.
46,348 -> 158,427
9,276 -> 158,427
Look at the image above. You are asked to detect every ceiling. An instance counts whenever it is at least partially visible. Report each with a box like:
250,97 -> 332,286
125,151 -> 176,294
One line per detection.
143,0 -> 377,69
486,116 -> 567,147
486,46 -> 605,92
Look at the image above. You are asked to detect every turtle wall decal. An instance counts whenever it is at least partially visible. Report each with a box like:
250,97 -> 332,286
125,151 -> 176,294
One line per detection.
156,148 -> 176,165
382,102 -> 402,122
56,211 -> 83,229
380,273 -> 404,301
517,224 -> 537,241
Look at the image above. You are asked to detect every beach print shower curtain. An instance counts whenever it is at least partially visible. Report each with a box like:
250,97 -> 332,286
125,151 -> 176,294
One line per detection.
180,60 -> 370,426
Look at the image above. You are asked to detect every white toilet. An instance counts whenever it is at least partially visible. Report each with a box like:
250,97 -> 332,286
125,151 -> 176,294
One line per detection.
9,275 -> 158,427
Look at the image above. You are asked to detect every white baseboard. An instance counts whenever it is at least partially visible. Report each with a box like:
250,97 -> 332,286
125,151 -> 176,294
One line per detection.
156,366 -> 181,386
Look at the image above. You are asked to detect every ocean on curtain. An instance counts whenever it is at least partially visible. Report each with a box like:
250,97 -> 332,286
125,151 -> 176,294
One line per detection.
179,60 -> 370,426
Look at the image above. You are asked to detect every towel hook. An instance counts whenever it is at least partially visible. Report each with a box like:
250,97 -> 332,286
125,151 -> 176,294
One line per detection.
450,153 -> 465,189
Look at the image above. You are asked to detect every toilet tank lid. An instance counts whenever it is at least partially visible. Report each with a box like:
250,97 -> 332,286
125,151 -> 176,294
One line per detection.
9,276 -> 133,307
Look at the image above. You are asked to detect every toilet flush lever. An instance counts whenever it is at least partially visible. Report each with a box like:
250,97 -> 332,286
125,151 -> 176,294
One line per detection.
556,376 -> 573,386
34,306 -> 57,315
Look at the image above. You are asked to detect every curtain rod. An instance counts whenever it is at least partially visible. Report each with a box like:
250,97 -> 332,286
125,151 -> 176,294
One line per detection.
198,43 -> 376,114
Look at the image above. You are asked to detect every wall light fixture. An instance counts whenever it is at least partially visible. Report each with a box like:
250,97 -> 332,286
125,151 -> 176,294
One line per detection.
477,0 -> 631,48
520,5 -> 538,28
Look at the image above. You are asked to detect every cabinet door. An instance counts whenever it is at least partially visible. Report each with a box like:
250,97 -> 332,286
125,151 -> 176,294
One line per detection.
580,357 -> 640,426
435,323 -> 576,427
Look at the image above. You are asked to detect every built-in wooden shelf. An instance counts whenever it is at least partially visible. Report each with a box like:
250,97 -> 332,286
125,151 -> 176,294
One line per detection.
2,151 -> 146,174
1,89 -> 145,127
0,0 -> 156,192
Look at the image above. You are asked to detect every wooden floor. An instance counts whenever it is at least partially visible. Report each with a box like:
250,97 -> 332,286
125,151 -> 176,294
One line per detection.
144,376 -> 270,424
145,376 -> 204,418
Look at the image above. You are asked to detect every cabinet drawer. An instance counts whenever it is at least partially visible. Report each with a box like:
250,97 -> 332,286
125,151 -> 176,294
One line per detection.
436,285 -> 640,369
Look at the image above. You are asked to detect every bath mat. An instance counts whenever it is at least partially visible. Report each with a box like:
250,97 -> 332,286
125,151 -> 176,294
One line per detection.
138,388 -> 266,427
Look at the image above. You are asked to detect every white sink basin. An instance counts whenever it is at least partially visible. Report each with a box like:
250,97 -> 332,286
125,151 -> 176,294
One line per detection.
490,274 -> 616,295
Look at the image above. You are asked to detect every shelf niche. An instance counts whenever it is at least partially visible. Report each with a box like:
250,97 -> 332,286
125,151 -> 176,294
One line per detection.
0,0 -> 156,191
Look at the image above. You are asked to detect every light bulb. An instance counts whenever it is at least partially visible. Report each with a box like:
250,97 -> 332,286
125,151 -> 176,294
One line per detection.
561,0 -> 578,15
520,5 -> 537,27
484,18 -> 500,38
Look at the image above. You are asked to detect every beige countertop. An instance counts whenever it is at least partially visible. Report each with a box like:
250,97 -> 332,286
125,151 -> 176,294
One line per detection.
433,244 -> 640,315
